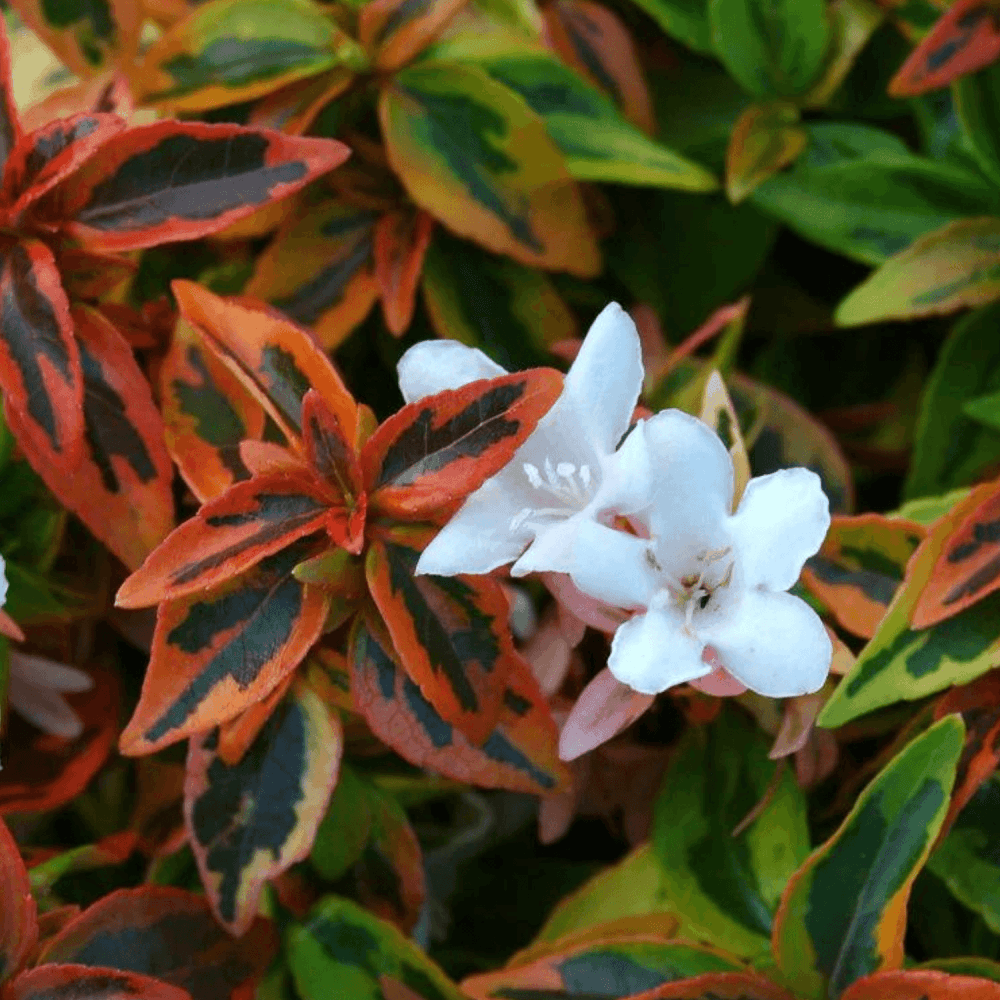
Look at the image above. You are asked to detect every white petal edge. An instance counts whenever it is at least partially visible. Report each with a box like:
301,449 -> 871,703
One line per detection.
568,520 -> 660,610
563,303 -> 644,455
0,554 -> 7,608
701,588 -> 832,698
608,604 -> 710,695
727,467 -> 831,592
396,340 -> 507,404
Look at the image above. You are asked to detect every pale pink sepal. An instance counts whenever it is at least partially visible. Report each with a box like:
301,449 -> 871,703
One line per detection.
542,572 -> 627,634
688,666 -> 748,697
524,603 -> 587,697
769,690 -> 826,761
558,667 -> 654,761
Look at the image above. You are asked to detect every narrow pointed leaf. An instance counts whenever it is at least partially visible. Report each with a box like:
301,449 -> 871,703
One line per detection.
461,937 -> 743,1000
380,62 -> 600,276
889,0 -> 1000,96
4,965 -> 191,1000
836,217 -> 1000,326
819,484 -> 1000,728
0,817 -> 36,984
772,716 -> 964,1000
10,0 -> 143,77
185,677 -> 342,934
117,471 -> 338,608
374,209 -> 434,336
362,369 -> 561,519
542,0 -> 656,133
801,514 -> 926,639
478,52 -> 718,191
52,121 -> 351,252
360,0 -> 471,70
351,615 -> 569,794
843,970 -> 1000,999
726,101 -> 808,204
0,239 -> 83,474
133,0 -> 352,113
3,113 -> 125,216
172,280 -> 358,443
39,886 -> 278,1000
160,316 -> 267,503
910,478 -> 1000,627
245,201 -> 379,351
8,305 -> 174,570
120,537 -> 329,754
287,895 -> 465,1000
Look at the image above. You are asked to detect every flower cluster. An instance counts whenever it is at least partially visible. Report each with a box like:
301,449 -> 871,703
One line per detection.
398,304 -> 833,726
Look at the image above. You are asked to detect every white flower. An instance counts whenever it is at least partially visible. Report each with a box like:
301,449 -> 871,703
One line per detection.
569,410 -> 833,698
397,303 -> 651,578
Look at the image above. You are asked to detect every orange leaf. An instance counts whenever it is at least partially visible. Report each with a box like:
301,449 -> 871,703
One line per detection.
374,209 -> 434,336
0,817 -> 36,984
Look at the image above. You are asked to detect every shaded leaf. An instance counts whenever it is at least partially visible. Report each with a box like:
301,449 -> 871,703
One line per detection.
53,121 -> 351,252
360,0 -> 471,70
172,281 -> 358,442
0,817 -> 36,984
120,537 -> 329,754
246,201 -> 379,352
374,209 -> 434,336
726,101 -> 808,204
351,614 -> 569,794
160,315 -> 267,504
0,23 -> 20,174
4,965 -> 190,1000
801,514 -> 926,639
819,481 -> 1000,728
185,677 -> 342,934
362,369 -> 561,519
39,886 -> 278,1000
889,0 -> 1000,96
133,0 -> 354,112
836,217 -> 1000,326
802,0 -> 884,106
956,60 -> 1000,187
287,895 -> 465,1000
379,61 -> 600,276
623,0 -> 711,51
772,716 -> 964,1000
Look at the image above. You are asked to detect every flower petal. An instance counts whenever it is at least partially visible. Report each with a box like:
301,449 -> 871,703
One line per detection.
608,604 -> 710,695
701,589 -> 832,698
396,340 -> 507,403
8,675 -> 85,739
643,409 -> 735,568
727,467 -> 830,591
591,418 -> 653,518
563,303 -> 644,455
558,667 -> 654,761
569,521 -> 660,610
512,515 -> 586,577
415,473 -> 535,575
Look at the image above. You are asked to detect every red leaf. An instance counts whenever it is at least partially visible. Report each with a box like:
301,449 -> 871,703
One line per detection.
56,249 -> 136,303
38,886 -> 278,1000
3,114 -> 125,218
374,209 -> 433,336
10,304 -> 175,570
359,0 -> 471,71
933,669 -> 1000,839
119,537 -> 329,755
0,817 -> 36,984
351,614 -> 570,794
912,480 -> 1000,628
362,369 -> 562,520
184,678 -> 342,934
159,315 -> 267,503
171,281 -> 358,445
116,470 -> 340,608
50,121 -> 351,252
4,964 -> 191,1000
888,0 -> 1000,96
215,671 -> 295,766
0,240 -> 83,472
842,969 -> 1000,998
0,665 -> 119,816
632,973 -> 797,999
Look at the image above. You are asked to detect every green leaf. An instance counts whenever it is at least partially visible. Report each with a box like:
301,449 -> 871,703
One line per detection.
650,706 -> 808,959
906,300 -> 1000,500
956,61 -> 1000,187
773,716 -> 964,1000
288,895 -> 465,1000
750,122 -> 1000,266
421,228 -> 577,370
835,218 -> 1000,326
709,0 -> 831,97
629,0 -> 712,50
312,766 -> 375,881
892,488 -> 971,525
929,775 -> 1000,934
